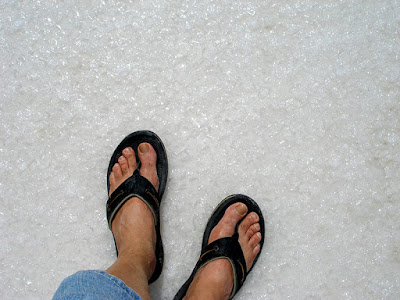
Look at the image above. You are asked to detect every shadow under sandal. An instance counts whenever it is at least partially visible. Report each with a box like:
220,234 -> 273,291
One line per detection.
106,130 -> 168,284
174,194 -> 265,300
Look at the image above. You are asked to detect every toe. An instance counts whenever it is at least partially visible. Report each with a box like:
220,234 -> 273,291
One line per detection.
245,223 -> 261,240
109,172 -> 116,189
249,232 -> 262,248
138,143 -> 159,191
138,143 -> 156,169
109,163 -> 123,196
208,203 -> 248,244
238,212 -> 259,237
118,156 -> 129,174
112,163 -> 122,179
225,203 -> 248,226
253,244 -> 261,256
122,147 -> 137,171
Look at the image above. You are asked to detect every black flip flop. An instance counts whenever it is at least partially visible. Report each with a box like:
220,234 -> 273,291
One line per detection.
174,194 -> 265,300
106,130 -> 168,283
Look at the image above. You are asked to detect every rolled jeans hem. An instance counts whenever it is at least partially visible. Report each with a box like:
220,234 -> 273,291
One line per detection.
53,270 -> 143,300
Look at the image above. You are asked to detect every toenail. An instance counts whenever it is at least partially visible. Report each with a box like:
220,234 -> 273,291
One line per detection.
254,223 -> 260,230
139,143 -> 150,154
256,232 -> 262,238
235,204 -> 247,216
251,213 -> 258,220
123,148 -> 131,154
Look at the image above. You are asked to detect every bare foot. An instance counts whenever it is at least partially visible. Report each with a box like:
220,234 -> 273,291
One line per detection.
106,143 -> 159,300
184,203 -> 262,300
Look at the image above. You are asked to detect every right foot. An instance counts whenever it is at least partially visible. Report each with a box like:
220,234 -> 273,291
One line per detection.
184,203 -> 262,300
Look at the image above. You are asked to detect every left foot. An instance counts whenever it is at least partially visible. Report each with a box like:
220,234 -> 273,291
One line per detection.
106,143 -> 160,297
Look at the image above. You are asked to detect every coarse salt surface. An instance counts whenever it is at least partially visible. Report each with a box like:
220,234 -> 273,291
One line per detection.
1,1 -> 399,299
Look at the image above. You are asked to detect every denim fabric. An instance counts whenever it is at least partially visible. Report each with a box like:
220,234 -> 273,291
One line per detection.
53,270 -> 143,300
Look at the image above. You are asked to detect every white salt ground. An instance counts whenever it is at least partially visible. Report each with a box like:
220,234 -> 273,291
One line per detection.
1,0 -> 399,299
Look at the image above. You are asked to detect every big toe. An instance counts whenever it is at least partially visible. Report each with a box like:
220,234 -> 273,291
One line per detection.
208,203 -> 248,244
138,142 -> 159,191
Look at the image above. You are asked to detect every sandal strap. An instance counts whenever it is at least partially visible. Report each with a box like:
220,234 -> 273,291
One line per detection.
196,233 -> 247,299
106,169 -> 160,229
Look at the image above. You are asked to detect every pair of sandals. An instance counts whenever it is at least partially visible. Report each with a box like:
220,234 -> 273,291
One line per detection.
106,131 -> 265,299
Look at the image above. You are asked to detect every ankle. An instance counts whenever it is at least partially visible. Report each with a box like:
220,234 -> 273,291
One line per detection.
106,259 -> 151,300
118,251 -> 156,280
185,260 -> 233,300
107,256 -> 152,282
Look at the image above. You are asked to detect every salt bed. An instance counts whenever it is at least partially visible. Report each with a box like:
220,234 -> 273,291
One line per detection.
1,0 -> 399,299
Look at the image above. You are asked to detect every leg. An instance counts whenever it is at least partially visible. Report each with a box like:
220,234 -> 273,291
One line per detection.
184,203 -> 262,300
106,144 -> 159,300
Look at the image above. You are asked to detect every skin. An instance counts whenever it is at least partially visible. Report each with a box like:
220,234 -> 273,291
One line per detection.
106,143 -> 262,300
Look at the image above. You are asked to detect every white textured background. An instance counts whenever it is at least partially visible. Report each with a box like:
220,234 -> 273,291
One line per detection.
1,1 -> 399,299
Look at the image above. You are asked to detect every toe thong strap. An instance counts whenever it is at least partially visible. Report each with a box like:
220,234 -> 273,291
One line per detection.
197,233 -> 247,299
106,169 -> 160,229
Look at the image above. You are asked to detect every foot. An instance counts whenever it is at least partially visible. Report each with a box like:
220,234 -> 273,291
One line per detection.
106,143 -> 159,299
184,203 -> 262,300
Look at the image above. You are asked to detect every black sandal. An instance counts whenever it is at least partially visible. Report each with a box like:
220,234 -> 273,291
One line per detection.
174,194 -> 265,299
106,130 -> 168,283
